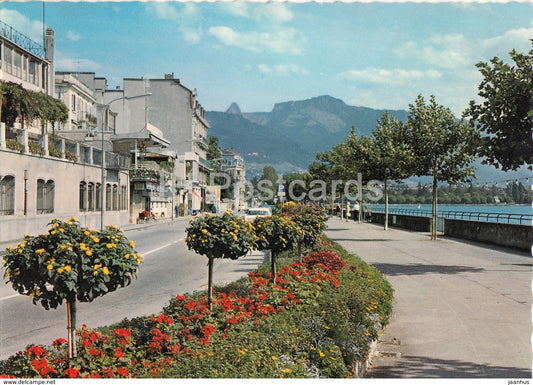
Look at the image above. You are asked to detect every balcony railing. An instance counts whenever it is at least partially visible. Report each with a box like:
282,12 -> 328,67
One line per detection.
0,20 -> 44,58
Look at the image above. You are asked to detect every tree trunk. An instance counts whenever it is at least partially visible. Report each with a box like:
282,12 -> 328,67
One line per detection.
270,250 -> 277,283
207,254 -> 214,310
384,177 -> 389,230
432,176 -> 438,240
66,297 -> 77,359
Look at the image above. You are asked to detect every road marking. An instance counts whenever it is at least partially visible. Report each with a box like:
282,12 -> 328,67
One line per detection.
142,238 -> 184,256
0,294 -> 20,302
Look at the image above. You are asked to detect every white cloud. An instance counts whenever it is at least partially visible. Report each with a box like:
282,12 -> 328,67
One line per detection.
222,3 -> 293,24
394,27 -> 533,70
66,31 -> 81,42
256,63 -> 310,76
182,28 -> 202,44
0,9 -> 43,44
55,57 -> 101,72
339,68 -> 442,85
208,26 -> 304,54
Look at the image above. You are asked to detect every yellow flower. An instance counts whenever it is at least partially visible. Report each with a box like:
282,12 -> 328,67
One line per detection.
102,267 -> 109,275
65,266 -> 72,272
201,229 -> 208,234
35,249 -> 45,255
57,268 -> 64,274
47,264 -> 54,270
84,231 -> 91,236
319,352 -> 325,357
59,244 -> 67,250
51,230 -> 57,235
70,217 -> 78,222
271,356 -> 277,361
80,243 -> 87,250
93,271 -> 98,276
106,243 -> 116,249
129,241 -> 136,247
281,369 -> 292,374
325,326 -> 330,330
86,250 -> 92,256
58,228 -> 65,233
91,236 -> 100,243
125,254 -> 130,259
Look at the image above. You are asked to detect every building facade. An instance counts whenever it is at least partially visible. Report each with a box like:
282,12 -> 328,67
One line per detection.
121,74 -> 211,213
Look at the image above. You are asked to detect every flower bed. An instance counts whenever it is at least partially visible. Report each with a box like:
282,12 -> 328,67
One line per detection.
0,237 -> 393,379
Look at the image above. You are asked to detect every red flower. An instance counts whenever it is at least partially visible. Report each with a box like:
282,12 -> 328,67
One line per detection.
114,348 -> 124,358
31,357 -> 56,375
101,368 -> 114,378
63,367 -> 81,378
81,339 -> 92,348
116,367 -> 130,377
113,328 -> 132,338
26,345 -> 46,357
52,338 -> 67,347
89,348 -> 103,357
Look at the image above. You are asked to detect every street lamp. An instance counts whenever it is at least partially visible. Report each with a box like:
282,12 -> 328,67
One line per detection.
100,93 -> 152,231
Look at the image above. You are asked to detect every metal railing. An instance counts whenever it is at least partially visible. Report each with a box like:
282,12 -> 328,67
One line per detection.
0,20 -> 45,58
370,207 -> 532,225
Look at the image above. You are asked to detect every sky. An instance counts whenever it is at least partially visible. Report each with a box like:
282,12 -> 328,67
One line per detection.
0,1 -> 531,116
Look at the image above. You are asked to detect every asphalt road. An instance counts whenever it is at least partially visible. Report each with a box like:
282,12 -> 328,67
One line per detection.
0,219 -> 267,360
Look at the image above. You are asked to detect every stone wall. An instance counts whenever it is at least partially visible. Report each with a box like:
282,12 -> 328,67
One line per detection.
444,218 -> 532,251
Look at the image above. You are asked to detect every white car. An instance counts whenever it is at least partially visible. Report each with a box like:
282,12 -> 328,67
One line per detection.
243,207 -> 272,222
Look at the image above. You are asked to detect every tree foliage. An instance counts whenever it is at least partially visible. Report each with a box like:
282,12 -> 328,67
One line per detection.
467,42 -> 533,171
0,81 -> 68,131
406,95 -> 480,239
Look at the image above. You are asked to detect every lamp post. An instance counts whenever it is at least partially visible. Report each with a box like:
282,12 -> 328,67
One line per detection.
100,93 -> 152,231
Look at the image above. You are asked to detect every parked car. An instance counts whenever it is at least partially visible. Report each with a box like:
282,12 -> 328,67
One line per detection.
243,207 -> 272,221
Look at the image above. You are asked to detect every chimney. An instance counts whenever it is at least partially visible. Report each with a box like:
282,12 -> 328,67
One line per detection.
164,73 -> 174,80
44,29 -> 55,97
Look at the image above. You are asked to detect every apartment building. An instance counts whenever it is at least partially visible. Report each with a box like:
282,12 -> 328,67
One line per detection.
121,74 -> 211,213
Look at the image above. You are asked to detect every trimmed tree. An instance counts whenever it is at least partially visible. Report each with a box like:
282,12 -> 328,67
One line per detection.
253,215 -> 301,282
3,218 -> 142,358
467,42 -> 533,171
372,112 -> 413,230
185,212 -> 255,309
406,95 -> 480,240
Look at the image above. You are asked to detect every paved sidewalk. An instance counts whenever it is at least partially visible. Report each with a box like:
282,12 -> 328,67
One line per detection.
326,217 -> 532,378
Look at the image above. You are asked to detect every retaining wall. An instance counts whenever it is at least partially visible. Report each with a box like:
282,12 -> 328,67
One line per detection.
369,212 -> 532,251
443,218 -> 532,251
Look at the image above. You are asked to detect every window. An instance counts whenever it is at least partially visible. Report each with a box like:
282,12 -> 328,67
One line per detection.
37,179 -> 54,214
29,60 -> 36,85
112,185 -> 118,211
4,45 -> 12,74
105,183 -> 111,211
95,183 -> 102,211
121,186 -> 127,210
88,182 -> 94,211
72,94 -> 76,112
0,176 -> 15,215
79,181 -> 87,211
13,51 -> 21,78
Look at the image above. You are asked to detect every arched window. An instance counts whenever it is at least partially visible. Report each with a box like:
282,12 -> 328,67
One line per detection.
37,179 -> 55,213
0,176 -> 15,215
95,183 -> 101,211
105,183 -> 112,211
112,185 -> 118,211
88,182 -> 94,211
79,181 -> 87,211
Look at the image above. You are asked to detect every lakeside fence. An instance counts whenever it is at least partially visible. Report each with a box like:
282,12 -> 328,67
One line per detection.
363,207 -> 532,250
369,207 -> 532,226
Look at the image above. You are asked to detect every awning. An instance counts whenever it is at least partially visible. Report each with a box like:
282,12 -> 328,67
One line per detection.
191,190 -> 203,201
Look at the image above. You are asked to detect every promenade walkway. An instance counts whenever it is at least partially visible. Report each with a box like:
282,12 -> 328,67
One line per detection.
326,217 -> 532,378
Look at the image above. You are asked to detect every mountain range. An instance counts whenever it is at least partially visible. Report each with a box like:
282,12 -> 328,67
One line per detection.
206,95 -> 408,177
206,95 -> 531,183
